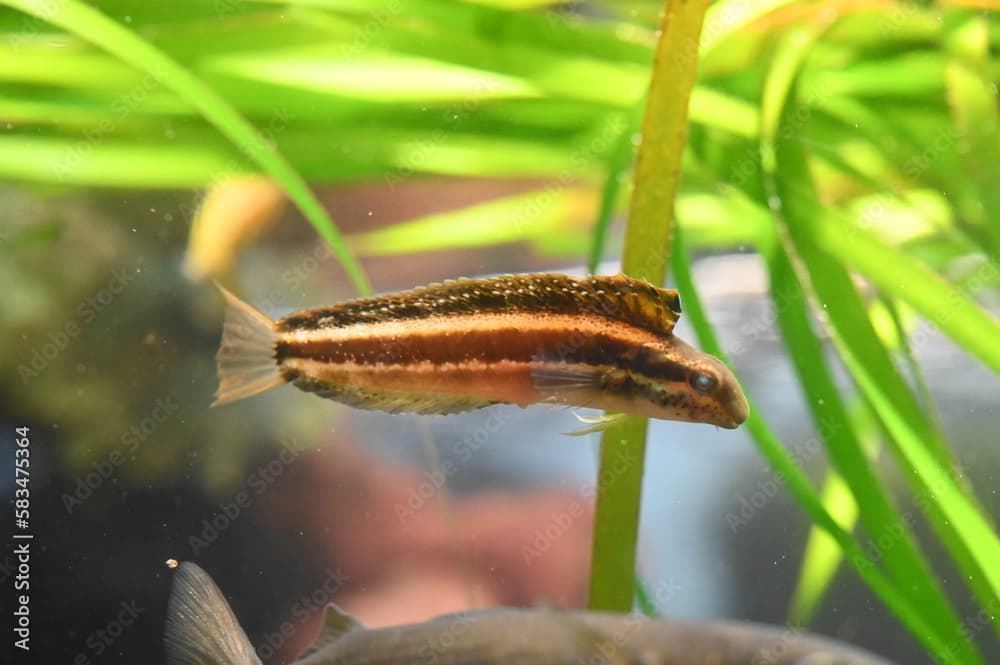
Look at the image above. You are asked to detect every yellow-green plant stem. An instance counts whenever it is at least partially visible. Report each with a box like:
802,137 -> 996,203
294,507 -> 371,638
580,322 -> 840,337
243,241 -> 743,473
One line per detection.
588,0 -> 710,611
2,0 -> 372,297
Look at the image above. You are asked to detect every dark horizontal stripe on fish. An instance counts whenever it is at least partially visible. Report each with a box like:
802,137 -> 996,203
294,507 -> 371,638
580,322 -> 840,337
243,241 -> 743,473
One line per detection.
277,274 -> 681,337
276,328 -> 692,384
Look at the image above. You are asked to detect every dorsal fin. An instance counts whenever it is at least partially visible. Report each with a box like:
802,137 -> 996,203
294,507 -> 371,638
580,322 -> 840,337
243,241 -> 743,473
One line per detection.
584,274 -> 681,336
280,273 -> 681,337
297,603 -> 365,659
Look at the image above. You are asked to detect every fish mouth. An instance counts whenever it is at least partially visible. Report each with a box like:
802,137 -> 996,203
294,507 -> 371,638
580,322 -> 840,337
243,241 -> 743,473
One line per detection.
721,387 -> 750,428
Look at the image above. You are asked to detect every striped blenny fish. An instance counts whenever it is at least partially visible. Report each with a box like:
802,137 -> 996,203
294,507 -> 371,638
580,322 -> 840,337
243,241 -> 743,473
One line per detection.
164,561 -> 895,665
214,273 -> 748,428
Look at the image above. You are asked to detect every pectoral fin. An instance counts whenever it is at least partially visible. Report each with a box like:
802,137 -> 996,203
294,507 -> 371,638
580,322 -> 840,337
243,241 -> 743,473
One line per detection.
562,412 -> 625,436
531,360 -> 606,394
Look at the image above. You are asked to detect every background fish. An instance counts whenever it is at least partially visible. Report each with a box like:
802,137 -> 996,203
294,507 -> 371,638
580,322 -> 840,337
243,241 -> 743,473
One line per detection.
183,176 -> 286,282
213,273 -> 748,428
164,561 -> 897,665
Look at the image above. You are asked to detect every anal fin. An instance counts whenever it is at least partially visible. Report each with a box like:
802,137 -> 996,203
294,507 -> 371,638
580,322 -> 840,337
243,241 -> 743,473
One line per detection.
292,377 -> 497,415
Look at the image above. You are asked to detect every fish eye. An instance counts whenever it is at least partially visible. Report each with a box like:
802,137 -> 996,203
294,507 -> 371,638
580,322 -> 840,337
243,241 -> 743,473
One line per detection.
688,371 -> 718,395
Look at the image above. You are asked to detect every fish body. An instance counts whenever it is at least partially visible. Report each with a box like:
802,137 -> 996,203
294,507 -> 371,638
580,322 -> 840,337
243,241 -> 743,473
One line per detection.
214,273 -> 748,428
164,562 -> 896,665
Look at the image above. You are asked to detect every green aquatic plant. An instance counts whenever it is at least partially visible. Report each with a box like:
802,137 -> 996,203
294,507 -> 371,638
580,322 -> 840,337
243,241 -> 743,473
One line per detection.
2,0 -> 371,296
587,0 -> 711,613
2,1 -> 999,663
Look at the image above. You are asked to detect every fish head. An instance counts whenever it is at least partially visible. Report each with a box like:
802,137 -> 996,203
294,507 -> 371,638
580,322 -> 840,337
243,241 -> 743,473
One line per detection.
617,337 -> 749,428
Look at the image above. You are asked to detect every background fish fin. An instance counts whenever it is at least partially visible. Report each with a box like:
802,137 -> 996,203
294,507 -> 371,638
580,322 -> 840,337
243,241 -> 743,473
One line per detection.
298,603 -> 365,658
213,284 -> 284,406
164,562 -> 261,665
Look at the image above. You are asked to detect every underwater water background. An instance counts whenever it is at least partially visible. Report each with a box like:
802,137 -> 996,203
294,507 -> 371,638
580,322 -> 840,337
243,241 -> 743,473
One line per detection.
2,1 -> 1000,665
2,186 -> 998,665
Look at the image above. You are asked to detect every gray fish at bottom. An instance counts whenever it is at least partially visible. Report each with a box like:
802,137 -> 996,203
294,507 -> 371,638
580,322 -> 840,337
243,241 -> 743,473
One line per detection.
164,562 -> 897,665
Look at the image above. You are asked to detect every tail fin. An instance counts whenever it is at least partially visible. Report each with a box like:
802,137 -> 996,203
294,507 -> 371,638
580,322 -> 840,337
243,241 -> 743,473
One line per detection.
213,284 -> 285,406
164,562 -> 262,665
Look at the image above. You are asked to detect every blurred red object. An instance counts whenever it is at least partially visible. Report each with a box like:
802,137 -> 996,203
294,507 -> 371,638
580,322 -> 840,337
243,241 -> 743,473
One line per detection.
266,432 -> 593,628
